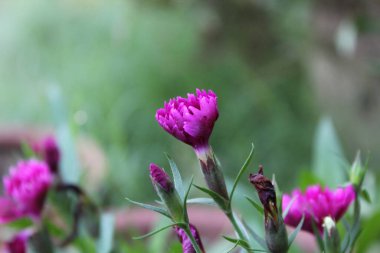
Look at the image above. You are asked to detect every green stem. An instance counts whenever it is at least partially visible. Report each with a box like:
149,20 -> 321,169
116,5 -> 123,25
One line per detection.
226,211 -> 249,244
183,224 -> 203,253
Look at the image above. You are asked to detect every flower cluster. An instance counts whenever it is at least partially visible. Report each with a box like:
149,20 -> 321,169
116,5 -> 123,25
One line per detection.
282,184 -> 356,233
1,159 -> 53,222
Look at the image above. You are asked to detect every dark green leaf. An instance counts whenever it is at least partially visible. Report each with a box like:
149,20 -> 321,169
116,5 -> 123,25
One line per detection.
229,143 -> 254,203
288,215 -> 304,248
125,198 -> 171,218
183,176 -> 194,220
194,185 -> 228,211
165,153 -> 184,200
245,196 -> 264,216
360,189 -> 371,203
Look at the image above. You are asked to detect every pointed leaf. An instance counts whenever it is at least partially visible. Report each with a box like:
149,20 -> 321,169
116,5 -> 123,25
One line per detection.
125,198 -> 171,218
245,196 -> 264,216
360,189 -> 371,203
282,196 -> 297,220
133,223 -> 181,240
187,198 -> 216,206
223,236 -> 251,250
241,220 -> 267,250
165,153 -> 184,200
288,215 -> 304,248
230,143 -> 254,202
194,185 -> 228,211
183,176 -> 194,215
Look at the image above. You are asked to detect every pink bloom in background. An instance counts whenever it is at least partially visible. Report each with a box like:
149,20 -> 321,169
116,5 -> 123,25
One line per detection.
0,197 -> 22,223
3,159 -> 53,219
156,89 -> 218,150
174,224 -> 205,253
282,184 -> 356,233
149,163 -> 174,193
5,230 -> 31,253
32,136 -> 60,173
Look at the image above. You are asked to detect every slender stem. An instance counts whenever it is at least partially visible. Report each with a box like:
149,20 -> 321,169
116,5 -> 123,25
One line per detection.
226,211 -> 248,243
183,225 -> 203,253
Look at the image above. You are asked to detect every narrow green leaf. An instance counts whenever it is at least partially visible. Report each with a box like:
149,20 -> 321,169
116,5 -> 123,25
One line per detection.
360,189 -> 371,203
288,215 -> 304,248
194,185 -> 228,211
165,153 -> 184,200
183,176 -> 194,215
133,223 -> 180,240
245,196 -> 264,216
6,217 -> 33,230
223,236 -> 250,249
241,220 -> 267,250
187,198 -> 216,206
229,143 -> 254,203
97,212 -> 115,253
125,198 -> 171,218
282,196 -> 297,219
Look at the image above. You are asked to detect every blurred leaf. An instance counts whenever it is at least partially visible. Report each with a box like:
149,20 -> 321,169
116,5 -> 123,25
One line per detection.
313,117 -> 346,187
20,141 -> 37,159
360,189 -> 371,203
6,217 -> 33,230
245,196 -> 264,216
282,196 -> 297,220
229,143 -> 254,204
187,198 -> 216,206
222,236 -> 263,252
165,153 -> 184,201
125,198 -> 171,218
97,212 -> 115,253
356,210 -> 380,253
28,228 -> 54,253
47,85 -> 80,184
241,220 -> 267,250
183,176 -> 194,222
288,216 -> 304,248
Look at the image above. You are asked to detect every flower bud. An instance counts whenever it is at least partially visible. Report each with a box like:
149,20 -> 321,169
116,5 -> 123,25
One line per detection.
5,230 -> 31,253
174,224 -> 205,253
249,166 -> 288,253
149,163 -> 183,222
323,216 -> 340,253
195,146 -> 229,200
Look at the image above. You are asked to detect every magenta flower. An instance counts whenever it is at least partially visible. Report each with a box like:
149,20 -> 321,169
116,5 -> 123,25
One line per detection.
5,230 -> 31,253
0,197 -> 23,223
149,163 -> 174,193
174,224 -> 205,253
32,136 -> 60,173
155,89 -> 218,150
3,159 -> 53,219
282,184 -> 356,233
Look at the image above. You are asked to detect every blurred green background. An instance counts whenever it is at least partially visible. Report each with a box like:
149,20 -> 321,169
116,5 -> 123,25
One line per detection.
0,0 -> 379,218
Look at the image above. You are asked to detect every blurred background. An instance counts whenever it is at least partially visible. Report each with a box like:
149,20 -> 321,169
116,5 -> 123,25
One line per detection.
0,0 -> 379,251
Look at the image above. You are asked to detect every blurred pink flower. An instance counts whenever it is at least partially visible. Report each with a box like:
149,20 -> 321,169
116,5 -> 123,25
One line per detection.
156,89 -> 218,150
0,197 -> 22,223
3,159 -> 53,219
174,224 -> 205,253
282,184 -> 356,233
5,230 -> 31,253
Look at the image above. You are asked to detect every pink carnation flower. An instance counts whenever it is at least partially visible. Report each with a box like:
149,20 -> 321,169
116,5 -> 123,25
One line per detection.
156,89 -> 218,150
2,159 -> 53,220
174,224 -> 205,253
282,184 -> 356,233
